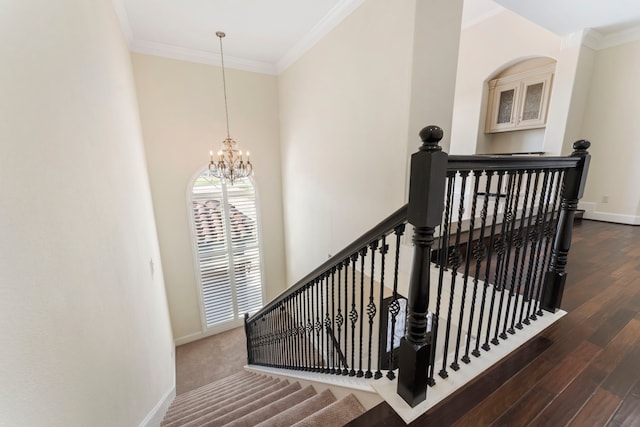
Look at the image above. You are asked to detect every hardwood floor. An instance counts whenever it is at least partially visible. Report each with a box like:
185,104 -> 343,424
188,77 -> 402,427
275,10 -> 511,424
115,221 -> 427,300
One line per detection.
348,220 -> 640,426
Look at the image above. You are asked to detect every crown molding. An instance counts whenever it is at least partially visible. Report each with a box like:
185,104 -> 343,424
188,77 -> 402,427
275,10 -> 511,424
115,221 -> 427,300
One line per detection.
461,5 -> 506,30
596,25 -> 640,50
129,39 -> 278,74
276,0 -> 365,73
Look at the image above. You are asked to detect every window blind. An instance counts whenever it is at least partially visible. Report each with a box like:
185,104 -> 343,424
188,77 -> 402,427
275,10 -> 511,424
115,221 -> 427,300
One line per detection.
191,173 -> 263,328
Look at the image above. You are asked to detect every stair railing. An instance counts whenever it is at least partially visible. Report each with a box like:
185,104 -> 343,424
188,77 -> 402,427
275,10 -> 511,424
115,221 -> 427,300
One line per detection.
245,125 -> 591,409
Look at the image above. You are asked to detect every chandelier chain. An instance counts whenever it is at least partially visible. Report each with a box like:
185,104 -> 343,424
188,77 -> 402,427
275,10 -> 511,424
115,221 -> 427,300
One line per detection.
217,32 -> 231,139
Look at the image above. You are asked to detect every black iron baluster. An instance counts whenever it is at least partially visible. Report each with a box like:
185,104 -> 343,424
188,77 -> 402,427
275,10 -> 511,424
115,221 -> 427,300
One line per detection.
365,240 -> 379,378
443,171 -> 468,373
501,171 -> 525,337
492,171 -> 517,343
472,171 -> 494,357
481,171 -> 505,351
316,277 -> 322,372
523,170 -> 550,325
516,170 -> 541,329
375,235 -> 388,379
535,169 -> 563,316
320,275 -> 326,373
386,224 -> 405,380
349,253 -> 358,377
357,247 -> 367,377
454,170 -> 481,366
324,273 -> 331,373
306,283 -> 313,371
336,263 -> 344,375
463,172 -> 489,362
343,258 -> 350,375
510,170 -> 535,333
330,267 -> 336,374
431,171 -> 455,382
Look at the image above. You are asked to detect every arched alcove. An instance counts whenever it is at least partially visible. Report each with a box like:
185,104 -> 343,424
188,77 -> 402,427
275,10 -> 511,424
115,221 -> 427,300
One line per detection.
478,57 -> 557,154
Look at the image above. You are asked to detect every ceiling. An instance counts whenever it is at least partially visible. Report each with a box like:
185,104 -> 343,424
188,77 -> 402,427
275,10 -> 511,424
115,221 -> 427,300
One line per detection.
113,0 -> 640,74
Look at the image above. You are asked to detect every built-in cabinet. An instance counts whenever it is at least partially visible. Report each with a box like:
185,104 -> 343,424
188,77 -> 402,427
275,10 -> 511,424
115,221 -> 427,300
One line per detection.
485,64 -> 554,133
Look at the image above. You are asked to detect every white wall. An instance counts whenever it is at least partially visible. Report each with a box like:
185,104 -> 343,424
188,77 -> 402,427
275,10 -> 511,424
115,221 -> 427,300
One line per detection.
0,1 -> 175,426
132,53 -> 287,342
278,0 -> 417,283
451,10 -> 562,154
579,40 -> 640,223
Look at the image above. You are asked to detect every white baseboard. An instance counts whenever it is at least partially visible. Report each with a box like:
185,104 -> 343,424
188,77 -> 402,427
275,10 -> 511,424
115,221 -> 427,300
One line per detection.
139,386 -> 175,427
579,202 -> 640,225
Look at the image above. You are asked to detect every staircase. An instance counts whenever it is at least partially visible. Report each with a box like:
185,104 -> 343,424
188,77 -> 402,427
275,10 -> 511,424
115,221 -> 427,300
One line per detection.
161,371 -> 365,427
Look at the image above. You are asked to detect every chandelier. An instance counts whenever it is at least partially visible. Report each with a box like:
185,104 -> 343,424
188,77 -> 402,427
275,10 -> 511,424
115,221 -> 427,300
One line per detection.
208,31 -> 253,185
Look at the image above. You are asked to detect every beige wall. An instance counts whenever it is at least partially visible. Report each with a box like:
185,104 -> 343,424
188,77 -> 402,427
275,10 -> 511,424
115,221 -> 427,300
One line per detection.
579,40 -> 640,222
0,0 -> 175,425
132,53 -> 287,342
277,0 -> 417,283
277,0 -> 464,284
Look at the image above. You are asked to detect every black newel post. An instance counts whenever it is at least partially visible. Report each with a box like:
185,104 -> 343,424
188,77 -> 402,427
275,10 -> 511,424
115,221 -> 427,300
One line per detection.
541,140 -> 591,313
397,125 -> 447,407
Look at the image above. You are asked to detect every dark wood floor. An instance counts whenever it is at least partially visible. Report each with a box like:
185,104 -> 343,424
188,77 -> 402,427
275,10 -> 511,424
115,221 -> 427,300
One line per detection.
348,219 -> 640,426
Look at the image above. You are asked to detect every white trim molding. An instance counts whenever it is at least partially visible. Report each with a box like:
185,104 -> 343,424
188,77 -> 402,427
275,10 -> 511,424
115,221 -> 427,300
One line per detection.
174,318 -> 245,346
276,0 -> 365,73
139,386 -> 175,427
130,40 -> 278,75
579,202 -> 640,225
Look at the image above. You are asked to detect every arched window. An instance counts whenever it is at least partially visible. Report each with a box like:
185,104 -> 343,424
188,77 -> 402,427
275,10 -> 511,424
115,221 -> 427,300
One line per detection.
189,171 -> 263,329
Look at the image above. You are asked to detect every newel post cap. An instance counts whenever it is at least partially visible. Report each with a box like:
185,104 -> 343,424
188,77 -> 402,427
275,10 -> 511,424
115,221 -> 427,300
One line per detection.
572,139 -> 591,154
419,125 -> 443,151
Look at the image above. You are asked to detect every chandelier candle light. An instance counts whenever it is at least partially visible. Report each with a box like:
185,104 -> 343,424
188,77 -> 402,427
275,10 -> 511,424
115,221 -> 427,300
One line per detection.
208,31 -> 253,185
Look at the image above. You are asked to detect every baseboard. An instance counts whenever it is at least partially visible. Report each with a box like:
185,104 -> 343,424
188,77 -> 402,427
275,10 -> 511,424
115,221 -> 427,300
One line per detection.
139,386 -> 175,427
579,202 -> 640,225
174,318 -> 245,346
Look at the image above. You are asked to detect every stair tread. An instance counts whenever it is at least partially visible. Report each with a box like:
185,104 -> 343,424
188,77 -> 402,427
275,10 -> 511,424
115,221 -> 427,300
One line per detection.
254,388 -> 337,427
173,380 -> 290,427
290,393 -> 366,427
166,375 -> 272,414
205,381 -> 303,427
163,376 -> 276,422
225,385 -> 317,427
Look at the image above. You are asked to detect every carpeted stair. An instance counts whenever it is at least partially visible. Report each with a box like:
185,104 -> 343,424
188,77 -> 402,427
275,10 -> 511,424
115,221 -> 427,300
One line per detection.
161,371 -> 366,427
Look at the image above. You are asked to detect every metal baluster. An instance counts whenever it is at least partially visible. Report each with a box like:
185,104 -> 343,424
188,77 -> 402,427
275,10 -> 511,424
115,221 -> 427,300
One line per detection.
501,171 -> 525,337
463,172 -> 490,361
336,264 -> 344,375
387,224 -> 405,380
523,170 -> 551,325
330,267 -> 336,374
455,170 -> 481,366
324,273 -> 331,373
442,171 -> 468,374
357,247 -> 367,377
481,171 -> 505,351
307,283 -> 314,371
375,235 -> 388,379
431,172 -> 455,381
535,169 -> 563,316
516,170 -> 541,329
349,253 -> 358,377
492,171 -> 517,343
316,277 -> 322,372
320,275 -> 326,372
366,240 -> 379,378
510,170 -> 536,332
472,171 -> 494,357
343,258 -> 350,375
